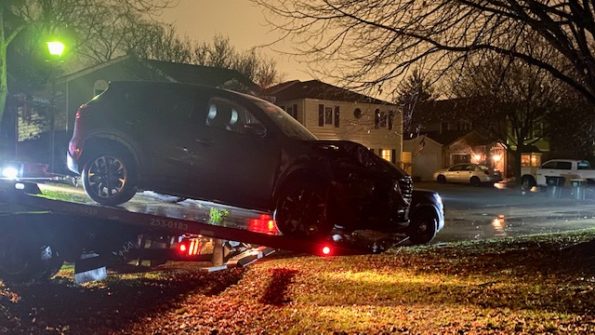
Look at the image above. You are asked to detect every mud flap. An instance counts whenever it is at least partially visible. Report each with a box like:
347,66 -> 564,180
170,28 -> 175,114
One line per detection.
74,253 -> 107,284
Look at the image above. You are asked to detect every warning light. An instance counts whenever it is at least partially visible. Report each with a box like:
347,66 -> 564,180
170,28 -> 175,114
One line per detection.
248,214 -> 279,235
267,220 -> 276,231
321,246 -> 332,255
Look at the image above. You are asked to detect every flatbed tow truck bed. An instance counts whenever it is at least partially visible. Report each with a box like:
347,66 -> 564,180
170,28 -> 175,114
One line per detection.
0,180 -> 408,284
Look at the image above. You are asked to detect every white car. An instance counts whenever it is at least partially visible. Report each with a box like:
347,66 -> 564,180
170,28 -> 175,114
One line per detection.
433,163 -> 502,186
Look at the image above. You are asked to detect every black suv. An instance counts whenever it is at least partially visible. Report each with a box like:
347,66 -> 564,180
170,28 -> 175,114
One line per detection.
68,81 -> 414,237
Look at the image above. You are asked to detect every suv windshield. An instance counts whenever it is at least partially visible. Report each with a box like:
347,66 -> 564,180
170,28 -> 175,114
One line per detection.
242,94 -> 318,141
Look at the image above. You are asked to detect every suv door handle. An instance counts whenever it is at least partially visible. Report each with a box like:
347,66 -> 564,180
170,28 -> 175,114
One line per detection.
195,138 -> 213,146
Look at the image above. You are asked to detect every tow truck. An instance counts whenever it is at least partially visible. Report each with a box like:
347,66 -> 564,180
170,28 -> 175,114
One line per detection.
0,179 -> 415,284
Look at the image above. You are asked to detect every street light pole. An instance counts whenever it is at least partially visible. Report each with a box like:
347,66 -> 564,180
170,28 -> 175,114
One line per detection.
47,40 -> 65,173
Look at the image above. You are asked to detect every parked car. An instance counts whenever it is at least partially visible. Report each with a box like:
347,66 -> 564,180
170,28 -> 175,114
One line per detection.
433,163 -> 501,186
68,81 -> 415,239
520,159 -> 595,189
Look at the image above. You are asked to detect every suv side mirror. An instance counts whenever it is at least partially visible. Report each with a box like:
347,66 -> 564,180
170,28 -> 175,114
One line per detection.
243,123 -> 267,137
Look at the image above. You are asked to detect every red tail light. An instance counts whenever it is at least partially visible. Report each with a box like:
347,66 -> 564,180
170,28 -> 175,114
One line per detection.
176,238 -> 203,257
248,214 -> 279,235
321,245 -> 332,256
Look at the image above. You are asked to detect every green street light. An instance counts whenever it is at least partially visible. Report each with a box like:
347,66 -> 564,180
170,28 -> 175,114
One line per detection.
47,41 -> 65,57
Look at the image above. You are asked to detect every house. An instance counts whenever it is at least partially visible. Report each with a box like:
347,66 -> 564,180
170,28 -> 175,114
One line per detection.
263,80 -> 402,164
403,98 -> 548,180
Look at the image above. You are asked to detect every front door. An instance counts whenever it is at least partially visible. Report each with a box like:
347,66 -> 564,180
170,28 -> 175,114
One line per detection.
186,93 -> 282,210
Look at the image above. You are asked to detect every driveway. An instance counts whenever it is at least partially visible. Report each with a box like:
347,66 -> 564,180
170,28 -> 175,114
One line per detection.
416,182 -> 595,242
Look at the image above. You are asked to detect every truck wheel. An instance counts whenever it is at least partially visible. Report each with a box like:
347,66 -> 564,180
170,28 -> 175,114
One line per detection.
408,208 -> 438,245
521,175 -> 536,190
274,180 -> 334,238
0,233 -> 64,284
83,150 -> 137,206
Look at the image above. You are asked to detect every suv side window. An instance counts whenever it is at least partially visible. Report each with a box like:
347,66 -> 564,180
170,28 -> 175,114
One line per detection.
556,161 -> 572,170
206,97 -> 264,135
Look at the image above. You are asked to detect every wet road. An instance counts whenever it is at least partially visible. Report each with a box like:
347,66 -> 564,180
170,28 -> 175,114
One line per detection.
416,182 -> 595,243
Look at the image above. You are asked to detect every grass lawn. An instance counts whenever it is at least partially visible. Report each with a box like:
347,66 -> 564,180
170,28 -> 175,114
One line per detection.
1,229 -> 594,334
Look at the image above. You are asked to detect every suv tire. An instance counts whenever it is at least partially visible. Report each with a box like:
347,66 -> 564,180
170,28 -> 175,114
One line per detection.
408,208 -> 438,244
82,150 -> 137,206
274,180 -> 334,238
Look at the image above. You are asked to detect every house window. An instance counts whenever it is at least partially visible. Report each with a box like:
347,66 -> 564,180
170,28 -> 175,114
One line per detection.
374,110 -> 387,128
325,107 -> 333,124
381,149 -> 392,162
318,104 -> 338,126
354,108 -> 362,119
521,153 -> 541,167
457,120 -> 471,131
388,111 -> 395,130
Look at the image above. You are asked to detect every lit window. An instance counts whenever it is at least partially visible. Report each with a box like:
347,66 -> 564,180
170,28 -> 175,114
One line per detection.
381,149 -> 392,162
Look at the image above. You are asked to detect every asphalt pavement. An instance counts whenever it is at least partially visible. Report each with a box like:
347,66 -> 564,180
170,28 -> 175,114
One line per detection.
416,182 -> 595,243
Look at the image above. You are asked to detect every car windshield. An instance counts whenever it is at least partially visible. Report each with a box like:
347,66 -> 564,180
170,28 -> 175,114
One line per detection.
478,165 -> 490,173
241,94 -> 318,141
578,161 -> 592,170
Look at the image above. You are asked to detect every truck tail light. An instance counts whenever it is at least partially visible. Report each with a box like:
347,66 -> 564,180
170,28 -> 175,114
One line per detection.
321,244 -> 332,256
176,238 -> 203,257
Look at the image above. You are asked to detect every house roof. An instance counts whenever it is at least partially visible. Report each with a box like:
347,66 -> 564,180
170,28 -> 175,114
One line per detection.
61,55 -> 259,91
412,130 -> 495,146
263,80 -> 393,105
412,97 -> 483,124
142,59 -> 258,91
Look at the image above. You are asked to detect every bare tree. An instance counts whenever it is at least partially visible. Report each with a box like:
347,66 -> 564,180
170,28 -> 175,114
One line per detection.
125,21 -> 192,63
451,56 -> 561,180
254,0 -> 595,105
190,35 -> 281,88
0,0 -> 172,134
396,69 -> 437,136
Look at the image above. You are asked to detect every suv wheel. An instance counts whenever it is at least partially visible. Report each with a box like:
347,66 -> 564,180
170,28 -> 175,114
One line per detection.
408,208 -> 438,245
83,151 -> 137,206
274,180 -> 334,238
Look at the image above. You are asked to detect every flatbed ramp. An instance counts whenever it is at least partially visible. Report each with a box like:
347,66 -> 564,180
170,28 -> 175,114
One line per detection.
2,182 -> 371,256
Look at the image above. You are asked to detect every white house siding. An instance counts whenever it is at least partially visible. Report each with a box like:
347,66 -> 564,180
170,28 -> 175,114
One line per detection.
298,98 -> 402,164
403,136 -> 443,181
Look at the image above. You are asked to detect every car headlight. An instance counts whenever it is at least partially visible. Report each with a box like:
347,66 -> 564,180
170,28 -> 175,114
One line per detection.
2,166 -> 20,179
